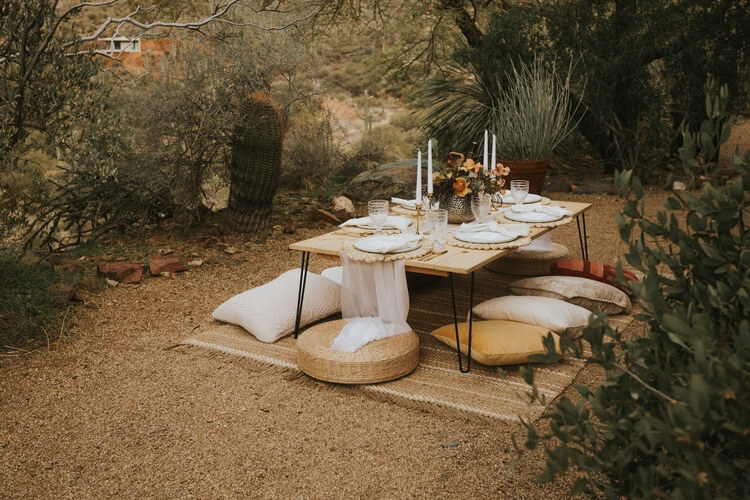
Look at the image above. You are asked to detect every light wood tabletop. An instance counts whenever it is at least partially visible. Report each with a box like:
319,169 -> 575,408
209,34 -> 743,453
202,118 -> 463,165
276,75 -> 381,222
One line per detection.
289,200 -> 591,277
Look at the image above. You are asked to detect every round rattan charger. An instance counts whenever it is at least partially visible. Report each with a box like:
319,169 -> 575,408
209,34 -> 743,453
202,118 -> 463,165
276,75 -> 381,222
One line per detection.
337,225 -> 402,235
495,212 -> 573,229
446,233 -> 532,250
342,239 -> 433,263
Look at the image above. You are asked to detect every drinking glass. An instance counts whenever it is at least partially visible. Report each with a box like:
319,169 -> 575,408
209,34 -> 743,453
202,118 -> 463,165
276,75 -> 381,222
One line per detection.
510,180 -> 529,207
429,209 -> 448,252
367,199 -> 389,234
471,192 -> 492,223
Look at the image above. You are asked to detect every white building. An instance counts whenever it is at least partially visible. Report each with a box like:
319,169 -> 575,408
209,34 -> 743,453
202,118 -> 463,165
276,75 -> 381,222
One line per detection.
96,36 -> 141,55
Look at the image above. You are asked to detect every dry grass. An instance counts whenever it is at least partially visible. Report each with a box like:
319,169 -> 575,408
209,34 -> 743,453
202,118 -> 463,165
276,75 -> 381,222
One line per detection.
0,191 -> 670,498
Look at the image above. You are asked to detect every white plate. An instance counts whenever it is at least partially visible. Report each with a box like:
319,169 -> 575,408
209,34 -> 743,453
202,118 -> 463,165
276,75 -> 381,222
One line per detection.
503,210 -> 563,223
354,235 -> 422,254
497,193 -> 542,204
453,231 -> 518,244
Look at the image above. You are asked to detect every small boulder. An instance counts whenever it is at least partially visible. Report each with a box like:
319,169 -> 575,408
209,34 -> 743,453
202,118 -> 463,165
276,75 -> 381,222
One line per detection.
97,262 -> 144,284
346,160 -> 421,201
331,196 -> 355,221
149,256 -> 187,276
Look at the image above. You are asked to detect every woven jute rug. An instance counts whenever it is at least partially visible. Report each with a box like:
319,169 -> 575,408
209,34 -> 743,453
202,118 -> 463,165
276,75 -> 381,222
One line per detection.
179,268 -> 635,423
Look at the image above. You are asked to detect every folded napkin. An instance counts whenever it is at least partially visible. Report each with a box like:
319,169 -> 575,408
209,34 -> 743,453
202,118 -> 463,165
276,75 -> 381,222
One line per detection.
341,215 -> 412,232
355,234 -> 422,254
456,221 -> 530,242
391,197 -> 418,210
509,203 -> 572,217
458,221 -> 528,236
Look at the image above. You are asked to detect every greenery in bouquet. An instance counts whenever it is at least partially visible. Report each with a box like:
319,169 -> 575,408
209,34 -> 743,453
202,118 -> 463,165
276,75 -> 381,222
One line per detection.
432,152 -> 510,198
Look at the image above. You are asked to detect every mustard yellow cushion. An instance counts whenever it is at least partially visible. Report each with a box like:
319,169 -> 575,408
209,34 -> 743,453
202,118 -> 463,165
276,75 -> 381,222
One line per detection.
430,320 -> 561,366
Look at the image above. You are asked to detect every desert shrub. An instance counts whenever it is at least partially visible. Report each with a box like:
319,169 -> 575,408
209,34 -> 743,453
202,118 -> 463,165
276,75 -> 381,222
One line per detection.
388,109 -> 420,134
282,110 -> 346,190
0,249 -> 77,349
347,124 -> 412,173
520,83 -> 750,497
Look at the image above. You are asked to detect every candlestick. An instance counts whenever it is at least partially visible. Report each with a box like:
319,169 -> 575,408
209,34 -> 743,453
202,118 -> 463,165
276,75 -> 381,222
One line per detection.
416,149 -> 422,200
427,140 -> 433,194
414,201 -> 422,235
483,129 -> 488,173
491,134 -> 496,173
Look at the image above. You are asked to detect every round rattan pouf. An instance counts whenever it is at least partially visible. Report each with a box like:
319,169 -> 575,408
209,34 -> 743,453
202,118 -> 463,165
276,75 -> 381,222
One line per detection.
485,242 -> 569,276
296,319 -> 420,384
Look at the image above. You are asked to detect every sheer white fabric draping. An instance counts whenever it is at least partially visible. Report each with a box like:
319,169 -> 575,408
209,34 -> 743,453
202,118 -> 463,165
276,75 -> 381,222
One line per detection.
329,253 -> 411,352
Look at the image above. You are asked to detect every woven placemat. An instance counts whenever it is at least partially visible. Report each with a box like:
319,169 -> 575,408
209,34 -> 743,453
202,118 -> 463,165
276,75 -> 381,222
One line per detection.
446,233 -> 532,250
342,239 -> 433,263
495,212 -> 573,228
337,225 -> 402,235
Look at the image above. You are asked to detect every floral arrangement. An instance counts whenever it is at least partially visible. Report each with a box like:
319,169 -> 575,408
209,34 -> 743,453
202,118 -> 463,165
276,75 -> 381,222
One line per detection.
433,152 -> 510,197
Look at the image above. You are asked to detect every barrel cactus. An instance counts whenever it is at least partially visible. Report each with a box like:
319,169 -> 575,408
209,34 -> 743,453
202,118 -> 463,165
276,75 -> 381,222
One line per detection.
227,91 -> 285,233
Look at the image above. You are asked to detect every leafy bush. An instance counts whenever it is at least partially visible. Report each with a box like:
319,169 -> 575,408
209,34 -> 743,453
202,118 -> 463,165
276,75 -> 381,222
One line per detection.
347,124 -> 412,173
466,1 -> 749,175
0,249 -> 77,349
520,84 -> 750,497
282,110 -> 346,190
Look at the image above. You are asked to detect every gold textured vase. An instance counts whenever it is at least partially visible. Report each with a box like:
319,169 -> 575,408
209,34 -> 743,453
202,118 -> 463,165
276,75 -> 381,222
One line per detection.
439,194 -> 474,224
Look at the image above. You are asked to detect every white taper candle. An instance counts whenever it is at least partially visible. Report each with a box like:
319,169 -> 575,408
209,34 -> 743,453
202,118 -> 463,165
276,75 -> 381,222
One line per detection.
427,140 -> 433,194
483,129 -> 489,173
491,134 -> 496,173
416,149 -> 422,200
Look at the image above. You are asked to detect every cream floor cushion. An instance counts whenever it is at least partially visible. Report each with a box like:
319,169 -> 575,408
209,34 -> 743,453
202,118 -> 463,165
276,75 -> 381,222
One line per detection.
431,320 -> 561,366
212,268 -> 341,343
472,295 -> 592,339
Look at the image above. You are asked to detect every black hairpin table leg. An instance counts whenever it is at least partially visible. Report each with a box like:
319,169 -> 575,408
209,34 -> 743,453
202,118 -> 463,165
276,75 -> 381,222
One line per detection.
449,271 -> 475,373
576,213 -> 590,261
294,251 -> 311,339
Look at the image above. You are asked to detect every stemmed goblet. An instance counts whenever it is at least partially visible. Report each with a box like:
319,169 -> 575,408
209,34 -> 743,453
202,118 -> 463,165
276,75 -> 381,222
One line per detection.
470,192 -> 492,223
510,180 -> 529,208
367,199 -> 389,234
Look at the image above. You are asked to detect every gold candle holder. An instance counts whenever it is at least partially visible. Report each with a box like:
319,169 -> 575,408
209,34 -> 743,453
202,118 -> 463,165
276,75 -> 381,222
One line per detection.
414,202 -> 423,234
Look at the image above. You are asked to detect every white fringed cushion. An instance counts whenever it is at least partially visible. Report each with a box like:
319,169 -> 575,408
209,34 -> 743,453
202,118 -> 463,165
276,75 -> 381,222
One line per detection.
472,295 -> 592,339
212,269 -> 341,343
509,276 -> 631,314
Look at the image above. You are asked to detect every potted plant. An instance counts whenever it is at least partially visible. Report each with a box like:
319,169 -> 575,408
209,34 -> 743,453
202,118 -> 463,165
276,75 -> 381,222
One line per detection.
419,58 -> 582,194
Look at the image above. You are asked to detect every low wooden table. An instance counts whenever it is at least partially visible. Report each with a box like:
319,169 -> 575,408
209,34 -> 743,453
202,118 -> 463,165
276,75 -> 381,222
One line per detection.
290,200 -> 591,372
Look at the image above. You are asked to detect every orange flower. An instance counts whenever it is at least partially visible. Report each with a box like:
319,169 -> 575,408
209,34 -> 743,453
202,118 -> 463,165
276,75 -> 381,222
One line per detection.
453,177 -> 471,196
495,162 -> 510,177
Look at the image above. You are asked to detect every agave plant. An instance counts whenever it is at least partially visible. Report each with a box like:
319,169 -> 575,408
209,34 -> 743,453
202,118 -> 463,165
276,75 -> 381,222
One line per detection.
419,58 -> 582,161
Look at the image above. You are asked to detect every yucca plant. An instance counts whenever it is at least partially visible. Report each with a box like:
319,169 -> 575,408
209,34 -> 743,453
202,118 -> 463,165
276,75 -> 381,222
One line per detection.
419,58 -> 581,161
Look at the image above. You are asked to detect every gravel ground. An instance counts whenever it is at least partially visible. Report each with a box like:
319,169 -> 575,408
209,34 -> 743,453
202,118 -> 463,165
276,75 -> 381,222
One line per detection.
0,191 -> 669,498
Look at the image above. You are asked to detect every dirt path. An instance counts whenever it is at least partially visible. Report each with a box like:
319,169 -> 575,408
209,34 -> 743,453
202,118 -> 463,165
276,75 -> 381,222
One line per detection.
0,192 -> 668,498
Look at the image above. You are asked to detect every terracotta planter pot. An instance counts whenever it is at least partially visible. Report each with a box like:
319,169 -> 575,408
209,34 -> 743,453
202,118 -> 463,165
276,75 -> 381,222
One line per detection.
500,158 -> 551,195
